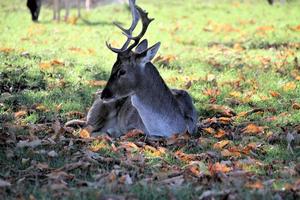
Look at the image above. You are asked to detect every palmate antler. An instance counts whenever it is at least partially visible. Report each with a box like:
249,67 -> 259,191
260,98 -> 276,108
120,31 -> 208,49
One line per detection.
106,0 -> 154,54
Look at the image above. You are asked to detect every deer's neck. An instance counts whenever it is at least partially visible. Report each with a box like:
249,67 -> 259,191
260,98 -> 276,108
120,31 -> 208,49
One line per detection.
131,63 -> 186,137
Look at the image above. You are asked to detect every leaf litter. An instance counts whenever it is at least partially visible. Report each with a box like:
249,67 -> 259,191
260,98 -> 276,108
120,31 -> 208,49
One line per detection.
1,104 -> 299,199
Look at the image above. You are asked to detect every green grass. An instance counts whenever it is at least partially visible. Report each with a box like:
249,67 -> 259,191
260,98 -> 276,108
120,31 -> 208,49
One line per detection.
1,0 -> 300,199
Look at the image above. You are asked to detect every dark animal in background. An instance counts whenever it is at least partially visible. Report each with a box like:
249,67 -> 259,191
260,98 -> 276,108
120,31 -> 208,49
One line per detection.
27,0 -> 42,21
267,0 -> 286,5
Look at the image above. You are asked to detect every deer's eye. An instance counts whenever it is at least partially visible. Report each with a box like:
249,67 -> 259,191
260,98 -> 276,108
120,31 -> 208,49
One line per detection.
118,69 -> 126,77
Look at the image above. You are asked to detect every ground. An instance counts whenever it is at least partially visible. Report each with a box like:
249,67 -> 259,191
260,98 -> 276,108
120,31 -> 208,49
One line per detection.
0,0 -> 300,199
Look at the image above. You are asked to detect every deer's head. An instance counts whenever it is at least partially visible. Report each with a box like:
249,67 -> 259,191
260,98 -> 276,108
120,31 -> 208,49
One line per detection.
101,0 -> 160,102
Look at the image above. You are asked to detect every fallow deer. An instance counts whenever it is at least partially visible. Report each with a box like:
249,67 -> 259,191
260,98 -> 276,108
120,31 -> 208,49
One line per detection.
67,0 -> 197,137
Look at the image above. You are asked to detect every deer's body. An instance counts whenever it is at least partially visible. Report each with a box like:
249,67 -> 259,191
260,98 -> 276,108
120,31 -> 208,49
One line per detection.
53,0 -> 91,21
87,88 -> 197,137
67,0 -> 197,137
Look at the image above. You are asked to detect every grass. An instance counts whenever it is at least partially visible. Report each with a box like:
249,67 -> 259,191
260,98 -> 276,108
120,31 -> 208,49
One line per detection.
1,0 -> 300,199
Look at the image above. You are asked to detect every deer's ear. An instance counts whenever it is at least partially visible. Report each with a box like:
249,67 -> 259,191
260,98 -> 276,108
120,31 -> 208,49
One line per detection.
135,39 -> 148,53
138,42 -> 160,65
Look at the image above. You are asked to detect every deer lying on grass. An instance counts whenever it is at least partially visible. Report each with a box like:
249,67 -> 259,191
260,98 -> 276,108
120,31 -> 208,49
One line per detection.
66,0 -> 197,137
53,0 -> 91,21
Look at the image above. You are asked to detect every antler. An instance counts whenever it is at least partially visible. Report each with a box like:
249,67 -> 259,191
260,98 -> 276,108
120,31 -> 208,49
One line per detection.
106,0 -> 154,54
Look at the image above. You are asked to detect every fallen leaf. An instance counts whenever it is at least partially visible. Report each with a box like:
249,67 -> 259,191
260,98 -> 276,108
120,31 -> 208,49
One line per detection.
269,90 -> 281,98
0,47 -> 14,53
122,129 -> 144,139
289,24 -> 300,32
221,149 -> 241,157
242,143 -> 257,154
209,162 -> 232,174
245,181 -> 264,189
153,54 -> 177,65
283,82 -> 297,92
292,103 -> 300,110
80,129 -> 90,138
213,140 -> 230,149
256,26 -> 274,32
203,88 -> 220,97
207,104 -> 236,117
88,80 -> 107,87
203,127 -> 215,135
242,124 -> 264,135
14,110 -> 27,118
214,129 -> 226,138
229,91 -> 242,98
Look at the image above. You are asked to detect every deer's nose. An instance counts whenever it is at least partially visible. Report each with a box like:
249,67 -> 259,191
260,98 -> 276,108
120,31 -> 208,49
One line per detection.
101,88 -> 113,100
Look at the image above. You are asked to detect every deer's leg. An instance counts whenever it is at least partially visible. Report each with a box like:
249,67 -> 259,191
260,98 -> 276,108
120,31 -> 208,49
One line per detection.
35,0 -> 41,21
64,0 -> 70,21
77,0 -> 81,18
171,89 -> 198,134
85,0 -> 91,11
53,0 -> 58,20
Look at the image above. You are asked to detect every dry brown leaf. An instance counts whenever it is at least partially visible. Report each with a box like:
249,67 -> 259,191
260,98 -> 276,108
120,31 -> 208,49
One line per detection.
242,143 -> 257,154
119,141 -> 139,151
213,140 -> 230,149
185,165 -> 200,177
214,129 -> 226,138
218,117 -> 232,124
289,24 -> 300,32
50,59 -> 64,66
209,162 -> 232,174
221,149 -> 241,157
153,54 -> 177,65
269,90 -> 281,98
256,26 -> 274,32
0,47 -> 14,53
245,181 -> 264,189
203,88 -> 220,97
88,80 -> 107,87
175,151 -> 200,163
14,110 -> 27,118
242,124 -> 264,135
79,129 -> 90,138
122,129 -> 144,139
203,127 -> 215,135
283,82 -> 297,92
208,104 -> 236,117
229,91 -> 241,98
292,103 -> 300,110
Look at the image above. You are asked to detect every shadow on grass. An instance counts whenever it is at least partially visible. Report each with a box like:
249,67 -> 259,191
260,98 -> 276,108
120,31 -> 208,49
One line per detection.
0,51 -> 110,125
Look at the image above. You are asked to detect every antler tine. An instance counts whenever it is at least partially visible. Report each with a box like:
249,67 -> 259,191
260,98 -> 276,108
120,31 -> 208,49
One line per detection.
106,0 -> 140,53
124,5 -> 154,53
106,41 -> 123,54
